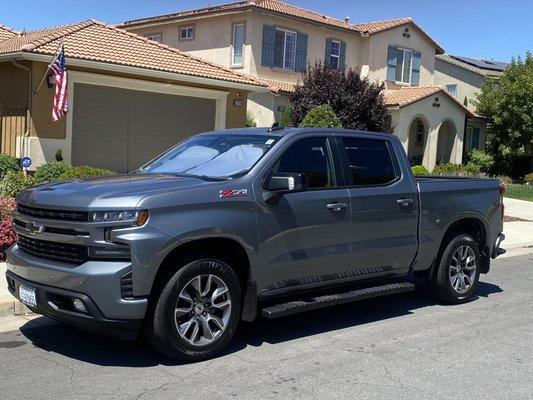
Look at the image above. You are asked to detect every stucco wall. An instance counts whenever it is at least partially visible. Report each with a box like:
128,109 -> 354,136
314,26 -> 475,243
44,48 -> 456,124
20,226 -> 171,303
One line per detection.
247,91 -> 290,127
0,61 -> 30,107
434,58 -> 486,112
363,24 -> 437,88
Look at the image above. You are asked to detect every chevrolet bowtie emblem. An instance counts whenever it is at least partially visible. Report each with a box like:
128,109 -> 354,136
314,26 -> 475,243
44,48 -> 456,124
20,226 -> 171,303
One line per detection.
26,221 -> 45,235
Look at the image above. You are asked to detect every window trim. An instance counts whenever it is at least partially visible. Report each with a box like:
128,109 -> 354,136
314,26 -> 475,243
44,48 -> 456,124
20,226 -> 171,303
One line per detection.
144,33 -> 162,43
329,39 -> 341,69
272,27 -> 297,71
395,47 -> 413,84
336,136 -> 401,188
231,22 -> 246,68
179,25 -> 195,41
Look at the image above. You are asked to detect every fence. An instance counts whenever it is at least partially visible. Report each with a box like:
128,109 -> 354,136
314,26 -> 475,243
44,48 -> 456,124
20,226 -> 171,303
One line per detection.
0,105 -> 27,157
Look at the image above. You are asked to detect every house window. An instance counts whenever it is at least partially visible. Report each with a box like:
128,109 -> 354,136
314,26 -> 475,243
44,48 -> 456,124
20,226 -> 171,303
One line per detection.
179,26 -> 195,41
395,48 -> 413,84
145,33 -> 162,43
416,121 -> 424,145
446,84 -> 458,98
465,126 -> 481,151
274,29 -> 297,70
232,23 -> 245,66
329,40 -> 341,69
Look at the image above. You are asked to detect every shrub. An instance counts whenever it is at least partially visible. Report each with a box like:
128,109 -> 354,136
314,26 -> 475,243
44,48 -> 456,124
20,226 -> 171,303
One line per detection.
411,165 -> 429,176
0,171 -> 38,199
0,197 -> 16,221
55,149 -> 63,162
60,165 -> 116,180
0,217 -> 17,261
525,172 -> 533,184
496,175 -> 514,185
280,106 -> 294,127
245,111 -> 257,128
299,104 -> 343,129
465,149 -> 494,173
0,154 -> 20,179
432,163 -> 482,177
34,161 -> 70,183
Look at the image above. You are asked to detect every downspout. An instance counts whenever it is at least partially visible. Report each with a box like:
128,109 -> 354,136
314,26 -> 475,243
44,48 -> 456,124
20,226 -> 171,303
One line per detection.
11,60 -> 32,164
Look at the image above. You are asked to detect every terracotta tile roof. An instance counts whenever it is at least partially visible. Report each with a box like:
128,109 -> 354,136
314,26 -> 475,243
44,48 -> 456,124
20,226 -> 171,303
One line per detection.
0,20 -> 266,88
256,77 -> 297,93
384,86 -> 474,116
436,54 -> 504,77
0,24 -> 19,42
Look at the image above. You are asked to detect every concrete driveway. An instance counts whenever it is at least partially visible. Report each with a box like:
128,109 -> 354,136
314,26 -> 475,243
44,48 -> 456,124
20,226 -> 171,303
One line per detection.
0,253 -> 531,400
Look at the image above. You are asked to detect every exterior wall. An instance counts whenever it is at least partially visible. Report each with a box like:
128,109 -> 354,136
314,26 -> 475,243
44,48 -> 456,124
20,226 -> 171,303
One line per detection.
0,61 -> 30,106
434,58 -> 486,112
391,94 -> 466,170
363,24 -> 436,88
247,91 -> 291,127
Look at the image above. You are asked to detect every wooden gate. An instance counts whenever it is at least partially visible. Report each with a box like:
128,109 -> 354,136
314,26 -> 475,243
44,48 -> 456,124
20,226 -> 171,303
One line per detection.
0,105 -> 27,157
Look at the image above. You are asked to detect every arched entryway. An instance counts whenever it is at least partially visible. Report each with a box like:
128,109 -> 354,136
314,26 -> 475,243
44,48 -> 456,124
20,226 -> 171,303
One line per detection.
407,117 -> 427,166
436,120 -> 456,165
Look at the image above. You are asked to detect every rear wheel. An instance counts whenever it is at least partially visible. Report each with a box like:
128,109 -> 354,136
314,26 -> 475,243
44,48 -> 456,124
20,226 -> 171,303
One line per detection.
146,257 -> 242,361
432,234 -> 481,304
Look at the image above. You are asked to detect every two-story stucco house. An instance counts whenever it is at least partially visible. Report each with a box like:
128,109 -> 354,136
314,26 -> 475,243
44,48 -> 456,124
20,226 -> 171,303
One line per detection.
435,54 -> 508,156
121,0 -> 475,169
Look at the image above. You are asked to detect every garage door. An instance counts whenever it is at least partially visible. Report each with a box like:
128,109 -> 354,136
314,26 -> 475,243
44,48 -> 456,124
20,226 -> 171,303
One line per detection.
72,84 -> 217,172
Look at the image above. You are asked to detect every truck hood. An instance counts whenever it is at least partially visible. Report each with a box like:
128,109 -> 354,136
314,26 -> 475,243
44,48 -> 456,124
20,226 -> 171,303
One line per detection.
17,174 -> 217,210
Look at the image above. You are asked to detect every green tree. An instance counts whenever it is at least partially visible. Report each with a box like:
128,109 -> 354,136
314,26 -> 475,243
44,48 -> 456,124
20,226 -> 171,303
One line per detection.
474,52 -> 533,154
299,105 -> 343,129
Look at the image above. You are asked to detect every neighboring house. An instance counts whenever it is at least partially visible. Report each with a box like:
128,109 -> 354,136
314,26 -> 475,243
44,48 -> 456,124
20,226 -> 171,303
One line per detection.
0,20 -> 267,172
121,0 -> 475,169
435,54 -> 508,155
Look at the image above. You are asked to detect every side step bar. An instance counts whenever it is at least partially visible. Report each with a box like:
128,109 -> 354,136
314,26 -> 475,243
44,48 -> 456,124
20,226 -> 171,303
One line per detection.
261,282 -> 415,319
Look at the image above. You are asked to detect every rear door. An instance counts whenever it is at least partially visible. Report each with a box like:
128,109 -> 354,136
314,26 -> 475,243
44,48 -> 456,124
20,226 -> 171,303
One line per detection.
337,134 -> 418,276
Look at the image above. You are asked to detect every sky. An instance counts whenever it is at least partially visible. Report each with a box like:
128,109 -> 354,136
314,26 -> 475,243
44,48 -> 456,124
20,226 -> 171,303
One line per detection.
2,0 -> 531,61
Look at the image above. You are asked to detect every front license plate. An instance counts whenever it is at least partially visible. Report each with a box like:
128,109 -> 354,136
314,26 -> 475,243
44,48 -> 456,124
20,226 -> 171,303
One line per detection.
19,285 -> 37,308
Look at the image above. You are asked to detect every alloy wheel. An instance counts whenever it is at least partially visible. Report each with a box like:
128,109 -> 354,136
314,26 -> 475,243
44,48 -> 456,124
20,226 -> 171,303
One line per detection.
449,245 -> 477,294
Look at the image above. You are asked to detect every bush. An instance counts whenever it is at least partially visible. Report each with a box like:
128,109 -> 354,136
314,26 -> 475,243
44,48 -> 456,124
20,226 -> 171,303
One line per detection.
0,171 -> 38,199
411,165 -> 429,176
465,149 -> 494,173
432,163 -> 482,177
0,217 -> 17,261
299,104 -> 343,129
0,154 -> 20,179
55,149 -> 63,162
490,152 -> 532,180
34,161 -> 70,183
496,175 -> 514,185
245,111 -> 257,128
0,197 -> 16,221
280,106 -> 294,127
60,165 -> 115,180
524,172 -> 533,184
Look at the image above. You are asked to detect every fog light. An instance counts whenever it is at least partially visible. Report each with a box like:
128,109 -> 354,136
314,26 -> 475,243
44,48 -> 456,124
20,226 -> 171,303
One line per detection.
72,298 -> 87,313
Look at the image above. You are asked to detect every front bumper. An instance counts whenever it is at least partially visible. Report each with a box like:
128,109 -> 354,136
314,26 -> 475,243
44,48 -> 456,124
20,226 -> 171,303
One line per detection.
6,245 -> 147,323
6,270 -> 142,340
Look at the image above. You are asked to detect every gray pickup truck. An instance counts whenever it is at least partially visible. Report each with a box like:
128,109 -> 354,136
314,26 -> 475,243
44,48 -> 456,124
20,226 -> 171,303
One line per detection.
6,128 -> 505,361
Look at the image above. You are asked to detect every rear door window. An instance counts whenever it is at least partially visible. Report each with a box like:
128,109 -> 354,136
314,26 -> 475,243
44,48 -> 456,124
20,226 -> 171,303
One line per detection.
340,137 -> 397,186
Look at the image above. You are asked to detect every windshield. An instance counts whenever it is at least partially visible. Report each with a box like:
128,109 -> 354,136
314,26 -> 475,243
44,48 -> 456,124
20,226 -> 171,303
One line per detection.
140,134 -> 280,179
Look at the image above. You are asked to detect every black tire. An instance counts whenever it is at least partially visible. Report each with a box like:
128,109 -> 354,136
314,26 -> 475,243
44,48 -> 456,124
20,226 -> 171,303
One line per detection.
145,257 -> 242,361
432,234 -> 481,304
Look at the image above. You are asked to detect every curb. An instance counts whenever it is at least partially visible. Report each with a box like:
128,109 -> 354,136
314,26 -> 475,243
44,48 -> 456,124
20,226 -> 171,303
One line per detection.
0,296 -> 33,317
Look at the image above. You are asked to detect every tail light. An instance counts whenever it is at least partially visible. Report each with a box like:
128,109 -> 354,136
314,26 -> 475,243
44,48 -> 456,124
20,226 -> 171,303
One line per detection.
499,182 -> 505,220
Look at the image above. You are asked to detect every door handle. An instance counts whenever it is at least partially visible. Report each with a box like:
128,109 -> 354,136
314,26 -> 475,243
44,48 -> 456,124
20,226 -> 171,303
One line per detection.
326,202 -> 348,211
396,198 -> 414,207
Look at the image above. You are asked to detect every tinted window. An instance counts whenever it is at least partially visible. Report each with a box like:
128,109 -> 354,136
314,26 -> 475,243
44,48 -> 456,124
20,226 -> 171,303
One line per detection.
341,137 -> 396,186
273,137 -> 334,188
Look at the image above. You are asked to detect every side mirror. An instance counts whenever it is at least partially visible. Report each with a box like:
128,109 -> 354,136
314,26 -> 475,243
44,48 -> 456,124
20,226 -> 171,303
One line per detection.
264,173 -> 308,203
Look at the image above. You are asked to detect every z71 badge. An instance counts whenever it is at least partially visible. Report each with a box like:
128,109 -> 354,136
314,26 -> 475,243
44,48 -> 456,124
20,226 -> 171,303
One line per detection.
219,189 -> 248,198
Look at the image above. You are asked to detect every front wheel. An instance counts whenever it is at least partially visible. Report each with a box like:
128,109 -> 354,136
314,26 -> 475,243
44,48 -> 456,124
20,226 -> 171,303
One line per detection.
146,258 -> 242,361
432,234 -> 481,304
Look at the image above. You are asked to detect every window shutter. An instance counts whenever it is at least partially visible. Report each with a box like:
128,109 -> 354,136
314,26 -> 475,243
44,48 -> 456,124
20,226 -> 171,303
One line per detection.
339,41 -> 347,69
325,39 -> 332,66
411,51 -> 421,86
386,45 -> 397,81
261,25 -> 276,67
295,32 -> 308,72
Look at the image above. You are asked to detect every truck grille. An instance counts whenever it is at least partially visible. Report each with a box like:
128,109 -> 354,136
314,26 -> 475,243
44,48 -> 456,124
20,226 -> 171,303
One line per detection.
121,270 -> 134,300
17,235 -> 89,264
17,204 -> 89,222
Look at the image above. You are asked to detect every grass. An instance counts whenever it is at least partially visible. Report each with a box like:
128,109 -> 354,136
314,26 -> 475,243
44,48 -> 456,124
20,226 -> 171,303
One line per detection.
504,184 -> 533,202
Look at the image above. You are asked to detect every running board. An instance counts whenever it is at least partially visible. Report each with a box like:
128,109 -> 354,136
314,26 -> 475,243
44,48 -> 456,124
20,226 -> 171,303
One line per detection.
261,282 -> 415,319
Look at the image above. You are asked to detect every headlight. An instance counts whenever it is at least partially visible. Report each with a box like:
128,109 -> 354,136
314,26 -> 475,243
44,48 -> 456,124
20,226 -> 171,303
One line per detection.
90,210 -> 149,225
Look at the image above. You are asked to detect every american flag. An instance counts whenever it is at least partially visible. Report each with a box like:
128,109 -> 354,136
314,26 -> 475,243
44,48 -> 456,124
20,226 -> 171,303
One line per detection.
50,44 -> 68,122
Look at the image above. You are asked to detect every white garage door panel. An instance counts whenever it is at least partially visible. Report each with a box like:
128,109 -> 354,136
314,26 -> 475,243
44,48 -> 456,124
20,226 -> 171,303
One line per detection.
72,84 -> 216,172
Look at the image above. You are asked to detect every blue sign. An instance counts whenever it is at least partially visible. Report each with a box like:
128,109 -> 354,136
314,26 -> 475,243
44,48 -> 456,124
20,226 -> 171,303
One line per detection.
21,156 -> 32,168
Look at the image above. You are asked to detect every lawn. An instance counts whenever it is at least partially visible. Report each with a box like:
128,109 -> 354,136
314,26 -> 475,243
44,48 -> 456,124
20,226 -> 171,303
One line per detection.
504,184 -> 533,202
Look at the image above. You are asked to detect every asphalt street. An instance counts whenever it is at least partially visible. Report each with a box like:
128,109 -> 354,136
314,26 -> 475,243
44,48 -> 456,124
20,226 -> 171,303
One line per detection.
0,254 -> 531,400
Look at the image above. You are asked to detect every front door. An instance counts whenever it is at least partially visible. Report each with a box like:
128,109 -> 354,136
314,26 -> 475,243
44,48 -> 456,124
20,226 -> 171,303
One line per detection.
254,135 -> 351,293
337,135 -> 419,276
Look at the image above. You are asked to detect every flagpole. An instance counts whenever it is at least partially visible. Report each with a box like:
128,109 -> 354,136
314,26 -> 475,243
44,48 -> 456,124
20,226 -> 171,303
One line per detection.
33,41 -> 63,96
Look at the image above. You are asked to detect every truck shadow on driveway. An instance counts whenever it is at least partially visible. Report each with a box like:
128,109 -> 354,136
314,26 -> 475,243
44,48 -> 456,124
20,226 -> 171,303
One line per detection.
18,280 -> 502,367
